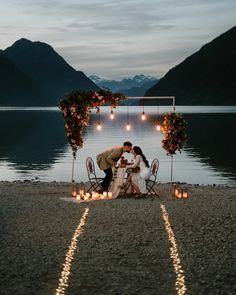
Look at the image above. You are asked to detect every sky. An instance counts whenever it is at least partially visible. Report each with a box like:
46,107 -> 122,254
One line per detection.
0,0 -> 235,80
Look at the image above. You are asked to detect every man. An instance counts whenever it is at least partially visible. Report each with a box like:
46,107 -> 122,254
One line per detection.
96,141 -> 132,193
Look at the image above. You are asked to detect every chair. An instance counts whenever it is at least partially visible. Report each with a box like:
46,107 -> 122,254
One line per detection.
145,158 -> 159,197
86,157 -> 103,192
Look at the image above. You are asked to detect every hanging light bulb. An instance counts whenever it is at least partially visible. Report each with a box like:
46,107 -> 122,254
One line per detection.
156,122 -> 161,131
97,121 -> 102,131
126,122 -> 131,131
141,111 -> 146,121
141,103 -> 146,120
110,109 -> 114,120
126,104 -> 131,130
96,109 -> 102,131
156,104 -> 161,131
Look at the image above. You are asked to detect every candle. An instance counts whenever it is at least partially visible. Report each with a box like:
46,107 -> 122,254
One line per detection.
84,193 -> 90,201
76,194 -> 81,200
174,189 -> 179,197
79,189 -> 84,197
103,192 -> 108,198
182,190 -> 188,198
108,192 -> 113,199
178,192 -> 182,199
72,191 -> 77,197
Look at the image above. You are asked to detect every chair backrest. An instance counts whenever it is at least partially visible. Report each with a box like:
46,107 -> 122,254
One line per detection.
149,158 -> 159,181
86,157 -> 96,179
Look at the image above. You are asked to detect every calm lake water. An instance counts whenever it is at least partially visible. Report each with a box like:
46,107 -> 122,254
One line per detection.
0,106 -> 236,186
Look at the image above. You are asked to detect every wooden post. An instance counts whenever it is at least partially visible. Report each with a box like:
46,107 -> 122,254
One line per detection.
71,155 -> 76,183
71,155 -> 76,196
170,155 -> 174,184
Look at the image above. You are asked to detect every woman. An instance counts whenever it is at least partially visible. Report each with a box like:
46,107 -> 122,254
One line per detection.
126,146 -> 151,196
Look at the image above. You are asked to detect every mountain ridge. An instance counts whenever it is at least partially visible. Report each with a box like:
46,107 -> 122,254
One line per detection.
1,27 -> 235,106
89,74 -> 158,96
0,51 -> 40,105
1,38 -> 98,106
146,26 -> 236,105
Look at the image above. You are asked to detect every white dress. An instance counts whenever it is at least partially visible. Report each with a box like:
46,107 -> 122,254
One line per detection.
128,155 -> 151,194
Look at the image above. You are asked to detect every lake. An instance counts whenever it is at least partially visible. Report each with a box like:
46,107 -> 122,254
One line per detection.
0,106 -> 236,186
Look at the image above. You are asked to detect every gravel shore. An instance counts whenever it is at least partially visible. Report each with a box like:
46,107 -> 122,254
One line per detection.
0,181 -> 235,295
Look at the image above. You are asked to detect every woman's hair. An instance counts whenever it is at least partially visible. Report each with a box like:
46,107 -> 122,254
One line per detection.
133,146 -> 149,168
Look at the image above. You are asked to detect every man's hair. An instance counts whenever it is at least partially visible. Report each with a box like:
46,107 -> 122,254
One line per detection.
123,141 -> 132,147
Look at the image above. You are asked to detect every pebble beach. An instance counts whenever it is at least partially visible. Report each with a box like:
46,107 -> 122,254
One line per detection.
0,181 -> 235,295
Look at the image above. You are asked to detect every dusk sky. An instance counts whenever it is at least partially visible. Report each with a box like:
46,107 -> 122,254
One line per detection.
1,0 -> 235,79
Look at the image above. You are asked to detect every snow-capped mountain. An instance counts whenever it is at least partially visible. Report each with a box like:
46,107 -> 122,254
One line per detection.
88,75 -> 105,85
89,74 -> 158,95
131,74 -> 157,84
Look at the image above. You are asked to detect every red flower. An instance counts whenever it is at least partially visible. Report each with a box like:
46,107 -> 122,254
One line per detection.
59,89 -> 126,157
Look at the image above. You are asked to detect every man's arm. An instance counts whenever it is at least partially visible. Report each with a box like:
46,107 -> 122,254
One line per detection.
107,149 -> 122,167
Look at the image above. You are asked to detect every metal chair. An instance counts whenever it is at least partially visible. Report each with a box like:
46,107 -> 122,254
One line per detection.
86,157 -> 103,192
145,158 -> 159,197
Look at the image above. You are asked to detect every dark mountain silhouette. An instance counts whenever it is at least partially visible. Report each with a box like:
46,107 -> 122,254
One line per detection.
2,38 -> 98,106
0,51 -> 40,105
146,26 -> 236,105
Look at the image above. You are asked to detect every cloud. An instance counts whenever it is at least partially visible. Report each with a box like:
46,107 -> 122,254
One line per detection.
1,0 -> 236,79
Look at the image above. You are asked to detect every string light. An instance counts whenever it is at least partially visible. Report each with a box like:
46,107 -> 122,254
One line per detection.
141,101 -> 146,120
96,109 -> 102,131
55,208 -> 89,295
141,111 -> 146,121
126,104 -> 131,131
126,122 -> 131,131
110,108 -> 114,120
97,122 -> 102,131
156,122 -> 161,131
156,104 -> 161,131
160,204 -> 187,295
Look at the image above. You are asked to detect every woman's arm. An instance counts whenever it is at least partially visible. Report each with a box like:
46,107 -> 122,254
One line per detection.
126,155 -> 141,168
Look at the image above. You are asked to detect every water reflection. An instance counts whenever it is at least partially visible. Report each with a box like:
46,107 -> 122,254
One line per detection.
183,113 -> 236,181
0,107 -> 235,184
90,111 -> 236,183
0,110 -> 67,171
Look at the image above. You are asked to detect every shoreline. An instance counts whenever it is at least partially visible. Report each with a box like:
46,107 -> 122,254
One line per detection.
1,179 -> 234,186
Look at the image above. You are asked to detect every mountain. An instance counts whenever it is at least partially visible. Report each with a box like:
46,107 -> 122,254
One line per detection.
89,74 -> 158,96
146,26 -> 236,105
2,38 -> 98,106
0,51 -> 40,105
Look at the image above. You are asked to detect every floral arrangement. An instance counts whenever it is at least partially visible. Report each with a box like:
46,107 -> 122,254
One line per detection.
162,112 -> 187,155
58,89 -> 126,158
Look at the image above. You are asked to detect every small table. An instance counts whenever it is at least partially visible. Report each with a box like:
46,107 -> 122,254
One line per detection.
111,167 -> 127,198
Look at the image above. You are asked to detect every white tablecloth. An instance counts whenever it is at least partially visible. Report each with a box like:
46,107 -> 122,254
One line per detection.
111,167 -> 127,198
